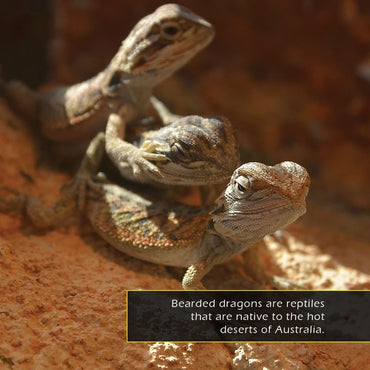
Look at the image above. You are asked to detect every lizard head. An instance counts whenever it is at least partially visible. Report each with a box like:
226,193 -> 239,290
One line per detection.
114,4 -> 214,85
139,115 -> 239,185
211,162 -> 310,242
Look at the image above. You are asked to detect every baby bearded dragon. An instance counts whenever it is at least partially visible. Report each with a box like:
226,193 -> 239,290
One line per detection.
0,134 -> 310,289
105,114 -> 239,185
86,161 -> 309,289
62,115 -> 238,211
2,4 -> 214,143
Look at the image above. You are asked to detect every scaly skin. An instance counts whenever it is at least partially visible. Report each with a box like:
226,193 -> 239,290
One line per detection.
60,114 -> 239,211
2,4 -> 214,142
0,135 -> 310,289
86,161 -> 310,289
105,114 -> 239,185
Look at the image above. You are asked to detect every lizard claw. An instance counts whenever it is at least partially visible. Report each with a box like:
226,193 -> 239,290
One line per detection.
141,151 -> 168,162
127,146 -> 165,180
140,139 -> 168,162
129,156 -> 163,180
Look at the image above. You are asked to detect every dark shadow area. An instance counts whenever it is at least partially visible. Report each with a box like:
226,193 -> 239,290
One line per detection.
0,0 -> 53,87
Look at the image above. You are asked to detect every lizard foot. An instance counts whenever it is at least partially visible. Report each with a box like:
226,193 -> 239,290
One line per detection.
127,145 -> 167,181
0,186 -> 26,214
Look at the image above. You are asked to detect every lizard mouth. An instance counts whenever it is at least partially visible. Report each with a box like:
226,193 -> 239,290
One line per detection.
212,203 -> 307,241
156,161 -> 231,185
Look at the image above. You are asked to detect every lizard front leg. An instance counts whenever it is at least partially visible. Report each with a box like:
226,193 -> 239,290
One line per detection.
181,248 -> 306,290
61,132 -> 106,210
182,250 -> 222,290
105,112 -> 167,181
182,262 -> 211,290
0,186 -> 76,229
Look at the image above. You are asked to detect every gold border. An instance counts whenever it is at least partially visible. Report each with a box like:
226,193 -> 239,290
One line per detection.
125,289 -> 370,343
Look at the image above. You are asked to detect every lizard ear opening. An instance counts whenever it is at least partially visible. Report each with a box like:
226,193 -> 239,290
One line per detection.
108,71 -> 123,89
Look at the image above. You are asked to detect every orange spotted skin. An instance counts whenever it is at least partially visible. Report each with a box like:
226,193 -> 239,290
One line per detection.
86,183 -> 212,267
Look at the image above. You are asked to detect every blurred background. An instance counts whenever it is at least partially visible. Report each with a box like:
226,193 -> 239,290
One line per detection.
1,0 -> 369,210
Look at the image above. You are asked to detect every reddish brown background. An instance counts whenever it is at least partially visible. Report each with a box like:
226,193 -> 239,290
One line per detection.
0,1 -> 369,368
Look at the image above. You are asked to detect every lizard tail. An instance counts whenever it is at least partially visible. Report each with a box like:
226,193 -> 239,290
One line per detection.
0,79 -> 39,119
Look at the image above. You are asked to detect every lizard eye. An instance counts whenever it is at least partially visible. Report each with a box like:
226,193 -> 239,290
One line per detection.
234,176 -> 251,196
170,143 -> 190,162
161,22 -> 181,40
237,183 -> 246,193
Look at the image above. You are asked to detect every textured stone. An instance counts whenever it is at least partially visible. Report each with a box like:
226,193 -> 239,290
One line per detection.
0,95 -> 369,369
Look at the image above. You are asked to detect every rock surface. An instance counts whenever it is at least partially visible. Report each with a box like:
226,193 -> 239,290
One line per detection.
0,0 -> 369,368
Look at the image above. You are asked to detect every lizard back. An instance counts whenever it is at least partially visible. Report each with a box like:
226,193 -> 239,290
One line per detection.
86,183 -> 212,267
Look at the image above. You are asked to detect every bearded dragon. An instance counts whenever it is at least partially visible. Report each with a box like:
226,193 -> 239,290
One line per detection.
0,134 -> 310,290
2,4 -> 214,174
63,114 -> 239,210
104,113 -> 239,185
